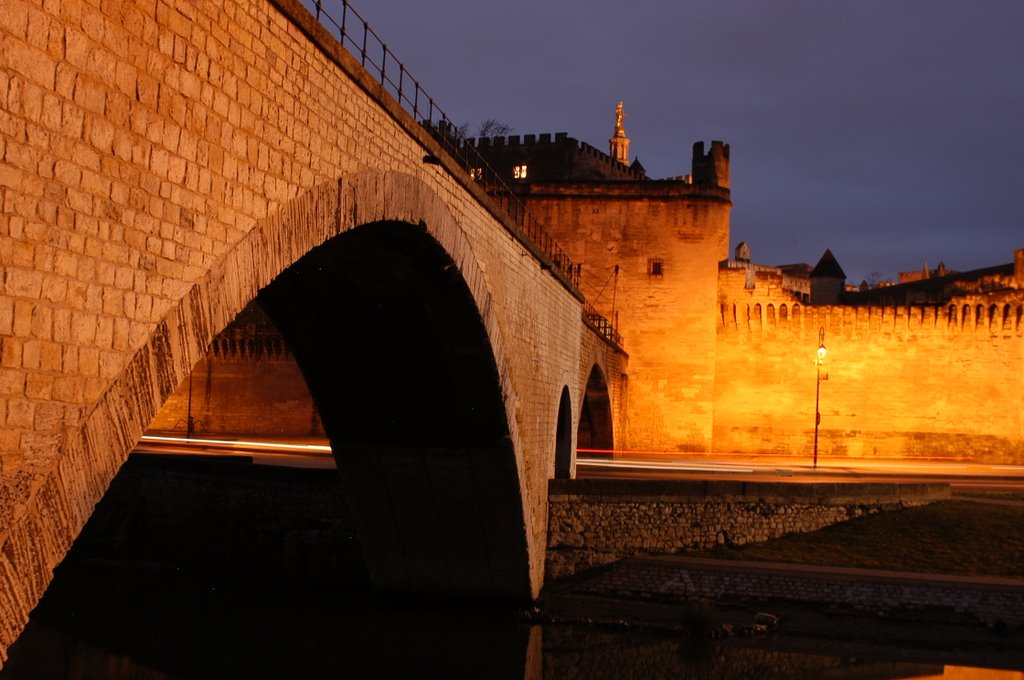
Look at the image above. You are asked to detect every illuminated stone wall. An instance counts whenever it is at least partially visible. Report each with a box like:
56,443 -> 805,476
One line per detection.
0,0 -> 624,663
522,182 -> 731,452
714,275 -> 1024,461
146,345 -> 323,438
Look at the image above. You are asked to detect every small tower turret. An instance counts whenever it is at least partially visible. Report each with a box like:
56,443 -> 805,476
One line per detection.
810,249 -> 847,305
691,140 -> 730,188
609,101 -> 630,165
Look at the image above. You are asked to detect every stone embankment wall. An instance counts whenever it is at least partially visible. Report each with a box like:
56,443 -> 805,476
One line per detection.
546,479 -> 949,579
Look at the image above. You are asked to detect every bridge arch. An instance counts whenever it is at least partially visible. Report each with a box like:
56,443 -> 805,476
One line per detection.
2,172 -> 538,648
257,217 -> 529,595
554,387 -> 573,479
577,364 -> 614,453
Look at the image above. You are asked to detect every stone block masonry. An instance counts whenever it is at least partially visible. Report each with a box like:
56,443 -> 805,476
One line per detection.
0,0 -> 624,665
714,296 -> 1024,461
546,478 -> 948,579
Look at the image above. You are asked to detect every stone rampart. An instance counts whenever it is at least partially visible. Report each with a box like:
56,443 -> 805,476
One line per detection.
714,296 -> 1024,461
546,479 -> 948,579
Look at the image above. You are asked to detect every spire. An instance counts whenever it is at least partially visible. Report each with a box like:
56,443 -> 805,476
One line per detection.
810,249 -> 847,279
609,101 -> 630,165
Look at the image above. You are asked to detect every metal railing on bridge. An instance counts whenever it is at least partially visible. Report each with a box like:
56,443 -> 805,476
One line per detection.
583,303 -> 623,348
309,0 -> 623,348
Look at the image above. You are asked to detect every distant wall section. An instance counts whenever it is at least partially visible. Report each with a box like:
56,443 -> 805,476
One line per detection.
714,289 -> 1024,462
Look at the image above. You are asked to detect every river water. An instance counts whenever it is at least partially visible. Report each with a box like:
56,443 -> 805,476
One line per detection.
4,554 -> 1021,679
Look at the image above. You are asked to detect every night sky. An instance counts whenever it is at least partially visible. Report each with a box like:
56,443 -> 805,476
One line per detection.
313,0 -> 1022,285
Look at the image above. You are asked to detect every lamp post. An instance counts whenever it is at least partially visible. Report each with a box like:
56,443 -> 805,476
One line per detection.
813,327 -> 827,469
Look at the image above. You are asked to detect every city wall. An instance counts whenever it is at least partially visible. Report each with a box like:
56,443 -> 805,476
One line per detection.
146,332 -> 323,437
714,269 -> 1024,461
546,478 -> 947,579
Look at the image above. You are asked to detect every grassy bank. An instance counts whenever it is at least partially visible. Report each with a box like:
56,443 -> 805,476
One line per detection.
699,500 -> 1024,579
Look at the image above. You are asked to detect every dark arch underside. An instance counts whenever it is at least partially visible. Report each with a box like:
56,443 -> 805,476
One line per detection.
577,365 -> 613,452
257,221 -> 529,598
554,387 -> 572,479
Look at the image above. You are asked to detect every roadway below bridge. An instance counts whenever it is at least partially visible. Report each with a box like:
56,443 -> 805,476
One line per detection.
575,450 -> 1024,497
135,435 -> 1024,496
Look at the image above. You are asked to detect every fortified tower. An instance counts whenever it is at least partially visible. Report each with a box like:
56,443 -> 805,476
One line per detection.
691,140 -> 730,189
469,103 -> 732,451
809,249 -> 846,305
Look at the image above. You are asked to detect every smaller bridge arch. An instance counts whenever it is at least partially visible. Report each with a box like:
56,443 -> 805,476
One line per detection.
554,387 -> 573,479
577,364 -> 614,453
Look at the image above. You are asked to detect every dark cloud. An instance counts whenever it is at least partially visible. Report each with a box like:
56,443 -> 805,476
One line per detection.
312,0 -> 1023,283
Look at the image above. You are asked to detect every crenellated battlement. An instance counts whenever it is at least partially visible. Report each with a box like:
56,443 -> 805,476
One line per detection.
464,132 -> 571,148
461,132 -> 649,181
464,132 -> 561,148
717,297 -> 1024,339
692,140 -> 730,188
713,291 -> 1023,462
461,133 -> 732,186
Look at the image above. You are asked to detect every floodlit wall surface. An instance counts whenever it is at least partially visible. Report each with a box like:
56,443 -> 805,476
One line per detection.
522,183 -> 730,452
714,290 -> 1024,462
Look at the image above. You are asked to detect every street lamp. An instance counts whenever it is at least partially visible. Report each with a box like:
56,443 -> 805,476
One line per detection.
813,326 -> 827,469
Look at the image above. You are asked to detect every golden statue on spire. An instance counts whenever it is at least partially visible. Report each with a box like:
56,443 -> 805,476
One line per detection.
609,101 -> 630,165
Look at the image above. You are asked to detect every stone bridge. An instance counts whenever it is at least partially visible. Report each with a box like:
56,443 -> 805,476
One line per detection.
0,0 -> 626,661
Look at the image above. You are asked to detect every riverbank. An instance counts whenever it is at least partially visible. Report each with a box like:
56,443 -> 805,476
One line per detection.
538,554 -> 1024,670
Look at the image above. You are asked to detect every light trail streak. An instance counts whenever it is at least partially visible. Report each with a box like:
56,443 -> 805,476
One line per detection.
577,458 -> 754,474
139,434 -> 332,453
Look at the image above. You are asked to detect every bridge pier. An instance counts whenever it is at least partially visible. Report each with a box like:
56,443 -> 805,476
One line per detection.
339,445 -> 529,597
